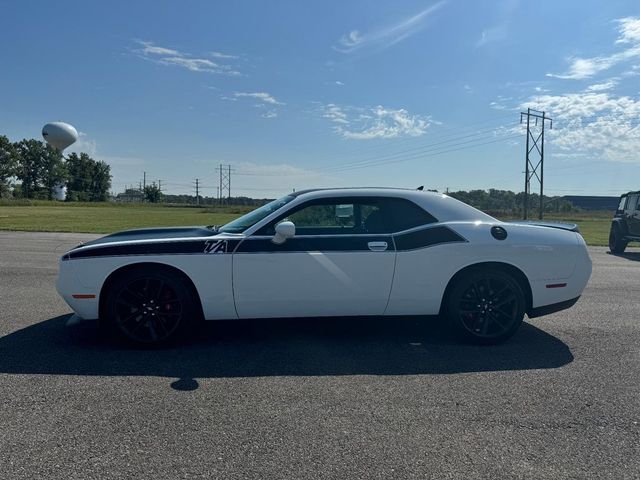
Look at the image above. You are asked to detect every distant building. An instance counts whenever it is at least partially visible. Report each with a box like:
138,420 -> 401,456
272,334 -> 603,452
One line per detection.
562,195 -> 620,211
116,188 -> 144,202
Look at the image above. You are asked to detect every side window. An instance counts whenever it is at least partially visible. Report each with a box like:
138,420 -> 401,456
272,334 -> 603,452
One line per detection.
288,203 -> 356,234
618,196 -> 627,212
256,196 -> 437,235
378,198 -> 438,232
627,195 -> 638,212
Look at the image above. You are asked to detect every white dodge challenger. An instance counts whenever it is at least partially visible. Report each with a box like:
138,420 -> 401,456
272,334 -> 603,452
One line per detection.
57,188 -> 592,346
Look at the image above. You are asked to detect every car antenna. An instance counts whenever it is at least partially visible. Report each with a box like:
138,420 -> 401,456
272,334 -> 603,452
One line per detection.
416,186 -> 424,191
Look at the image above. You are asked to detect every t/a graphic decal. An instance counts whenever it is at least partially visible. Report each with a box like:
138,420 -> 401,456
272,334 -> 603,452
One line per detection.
204,239 -> 229,254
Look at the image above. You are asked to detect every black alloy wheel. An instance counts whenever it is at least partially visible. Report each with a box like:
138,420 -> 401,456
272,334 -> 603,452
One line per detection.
447,268 -> 525,344
105,267 -> 194,346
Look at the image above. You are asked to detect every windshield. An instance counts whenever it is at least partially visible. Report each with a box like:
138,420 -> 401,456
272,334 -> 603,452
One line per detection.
218,195 -> 295,233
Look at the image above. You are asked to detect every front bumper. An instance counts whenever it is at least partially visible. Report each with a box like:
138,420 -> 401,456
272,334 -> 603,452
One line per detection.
56,258 -> 99,320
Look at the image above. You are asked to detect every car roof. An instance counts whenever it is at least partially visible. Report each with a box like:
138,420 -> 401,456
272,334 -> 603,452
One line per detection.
289,187 -> 421,197
285,187 -> 496,223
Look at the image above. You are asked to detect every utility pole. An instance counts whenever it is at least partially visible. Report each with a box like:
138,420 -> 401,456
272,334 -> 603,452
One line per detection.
195,178 -> 200,205
216,164 -> 233,205
520,108 -> 552,220
142,171 -> 147,203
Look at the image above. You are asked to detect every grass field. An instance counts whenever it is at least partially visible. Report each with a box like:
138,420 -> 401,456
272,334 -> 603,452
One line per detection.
0,201 -> 613,246
0,202 -> 253,234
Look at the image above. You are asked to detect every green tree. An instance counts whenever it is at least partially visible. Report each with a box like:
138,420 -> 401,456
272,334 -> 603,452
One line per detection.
14,139 -> 67,199
66,152 -> 93,200
66,152 -> 112,201
144,183 -> 162,203
90,160 -> 111,201
0,135 -> 17,198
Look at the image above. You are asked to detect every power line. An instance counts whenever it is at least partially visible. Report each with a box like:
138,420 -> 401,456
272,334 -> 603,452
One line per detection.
233,130 -> 520,178
319,134 -> 521,174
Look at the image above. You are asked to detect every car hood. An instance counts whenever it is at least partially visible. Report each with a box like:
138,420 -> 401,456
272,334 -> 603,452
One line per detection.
75,226 -> 218,249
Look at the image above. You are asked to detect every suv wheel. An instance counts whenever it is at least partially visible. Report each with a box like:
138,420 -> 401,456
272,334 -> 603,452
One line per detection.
609,225 -> 627,254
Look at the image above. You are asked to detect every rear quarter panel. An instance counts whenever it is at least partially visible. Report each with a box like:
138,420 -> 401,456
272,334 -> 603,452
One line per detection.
385,221 -> 588,315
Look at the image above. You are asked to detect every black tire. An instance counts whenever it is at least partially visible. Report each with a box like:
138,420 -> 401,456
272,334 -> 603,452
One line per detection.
103,266 -> 196,347
608,225 -> 627,254
446,268 -> 526,345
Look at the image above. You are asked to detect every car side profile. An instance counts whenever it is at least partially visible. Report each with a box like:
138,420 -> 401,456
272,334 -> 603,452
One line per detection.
609,190 -> 640,254
56,188 -> 592,346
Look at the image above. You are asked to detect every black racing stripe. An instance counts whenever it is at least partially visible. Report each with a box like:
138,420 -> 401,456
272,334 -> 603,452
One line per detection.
235,235 -> 392,253
393,226 -> 466,251
69,239 -> 241,259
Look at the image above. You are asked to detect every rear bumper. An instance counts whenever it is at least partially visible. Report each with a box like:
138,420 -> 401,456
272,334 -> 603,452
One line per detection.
528,296 -> 580,318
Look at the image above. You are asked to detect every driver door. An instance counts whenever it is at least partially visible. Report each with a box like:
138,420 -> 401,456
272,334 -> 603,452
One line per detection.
628,195 -> 640,236
232,197 -> 396,319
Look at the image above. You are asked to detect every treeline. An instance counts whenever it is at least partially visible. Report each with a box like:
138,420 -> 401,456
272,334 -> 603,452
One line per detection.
0,135 -> 111,201
116,188 -> 271,206
446,189 -> 574,215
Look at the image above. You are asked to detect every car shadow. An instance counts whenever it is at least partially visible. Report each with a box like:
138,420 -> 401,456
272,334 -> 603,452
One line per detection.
0,315 -> 573,390
611,251 -> 640,262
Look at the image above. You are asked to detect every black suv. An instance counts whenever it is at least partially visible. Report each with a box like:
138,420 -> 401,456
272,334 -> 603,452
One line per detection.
609,191 -> 640,253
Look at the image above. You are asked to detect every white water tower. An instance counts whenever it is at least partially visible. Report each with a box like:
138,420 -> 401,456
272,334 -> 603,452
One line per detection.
42,122 -> 78,200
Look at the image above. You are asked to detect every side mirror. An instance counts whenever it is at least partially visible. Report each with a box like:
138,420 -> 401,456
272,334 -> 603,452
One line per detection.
272,221 -> 295,244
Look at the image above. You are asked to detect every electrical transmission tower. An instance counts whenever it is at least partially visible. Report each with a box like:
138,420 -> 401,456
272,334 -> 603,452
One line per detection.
520,108 -> 552,220
194,178 -> 200,205
216,164 -> 233,204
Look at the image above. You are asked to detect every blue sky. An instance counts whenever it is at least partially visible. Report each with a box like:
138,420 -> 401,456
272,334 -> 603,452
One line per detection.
1,0 -> 639,197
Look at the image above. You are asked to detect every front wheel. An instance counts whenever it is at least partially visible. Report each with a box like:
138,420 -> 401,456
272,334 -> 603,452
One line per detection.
104,266 -> 195,347
446,268 -> 526,345
609,225 -> 627,254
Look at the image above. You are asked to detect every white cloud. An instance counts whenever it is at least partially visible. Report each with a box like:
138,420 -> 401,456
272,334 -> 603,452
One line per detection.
321,103 -> 431,140
616,17 -> 640,44
586,79 -> 618,91
138,41 -> 181,56
234,92 -> 284,105
334,1 -> 447,54
335,81 -> 345,86
69,132 -> 97,156
547,17 -> 640,79
134,40 -> 241,76
262,110 -> 278,119
322,103 -> 350,125
489,101 -> 508,111
521,91 -> 640,163
210,51 -> 239,59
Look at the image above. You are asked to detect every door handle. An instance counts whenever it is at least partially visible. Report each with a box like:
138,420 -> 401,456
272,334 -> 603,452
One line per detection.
368,241 -> 388,252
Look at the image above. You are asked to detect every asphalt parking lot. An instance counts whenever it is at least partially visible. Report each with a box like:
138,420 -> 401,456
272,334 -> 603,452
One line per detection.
0,231 -> 638,479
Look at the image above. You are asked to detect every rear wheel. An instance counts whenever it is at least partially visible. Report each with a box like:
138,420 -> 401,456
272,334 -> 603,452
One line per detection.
104,266 -> 195,347
608,225 -> 627,254
446,268 -> 525,345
